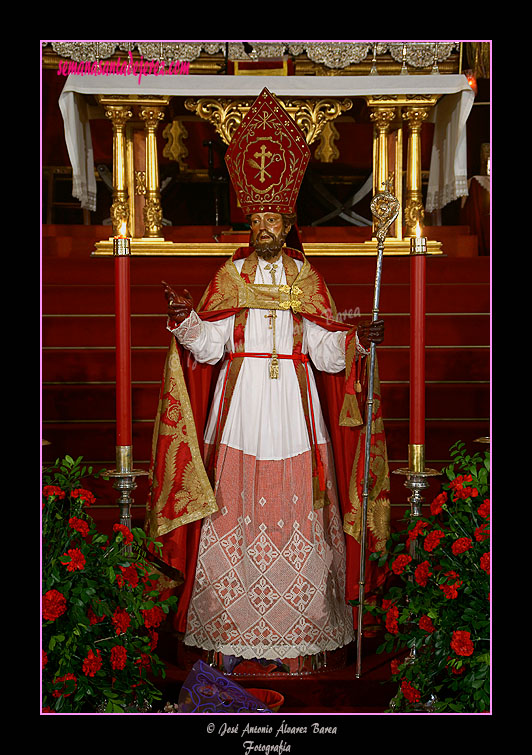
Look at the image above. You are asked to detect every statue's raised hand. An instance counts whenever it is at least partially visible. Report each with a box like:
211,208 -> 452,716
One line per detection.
161,281 -> 194,323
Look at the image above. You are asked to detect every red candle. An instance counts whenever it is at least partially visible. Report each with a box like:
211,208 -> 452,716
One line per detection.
114,223 -> 132,447
409,227 -> 426,445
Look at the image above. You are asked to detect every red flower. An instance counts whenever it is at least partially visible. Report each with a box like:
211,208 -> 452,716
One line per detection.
480,552 -> 490,574
406,520 -> 429,547
51,673 -> 77,698
419,615 -> 435,633
446,655 -> 466,675
423,529 -> 445,552
87,606 -> 106,625
113,523 -> 134,544
118,564 -> 139,589
42,485 -> 66,500
439,571 -> 462,600
110,645 -> 127,671
71,488 -> 96,506
385,603 -> 399,635
401,679 -> 421,704
452,537 -> 473,555
135,653 -> 152,671
474,522 -> 490,542
68,517 -> 89,537
390,658 -> 401,675
148,630 -> 159,651
43,589 -> 67,621
112,606 -> 131,635
478,499 -> 490,519
82,648 -> 103,677
414,560 -> 432,587
430,491 -> 447,516
449,474 -> 478,501
391,553 -> 412,575
141,606 -> 166,629
60,548 -> 86,572
42,650 -> 48,668
450,630 -> 474,657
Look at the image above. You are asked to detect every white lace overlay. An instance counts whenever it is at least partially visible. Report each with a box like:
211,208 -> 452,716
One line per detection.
184,444 -> 355,659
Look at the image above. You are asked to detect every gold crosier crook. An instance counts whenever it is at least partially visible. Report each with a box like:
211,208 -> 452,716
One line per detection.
356,184 -> 400,679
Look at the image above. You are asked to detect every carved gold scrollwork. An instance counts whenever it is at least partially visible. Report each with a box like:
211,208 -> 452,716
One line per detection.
184,96 -> 352,146
135,171 -> 146,196
184,97 -> 256,146
281,97 -> 352,146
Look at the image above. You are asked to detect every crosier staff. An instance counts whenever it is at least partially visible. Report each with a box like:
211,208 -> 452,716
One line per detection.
356,187 -> 399,679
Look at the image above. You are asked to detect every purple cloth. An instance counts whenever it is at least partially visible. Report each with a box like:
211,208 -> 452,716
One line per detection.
177,660 -> 272,714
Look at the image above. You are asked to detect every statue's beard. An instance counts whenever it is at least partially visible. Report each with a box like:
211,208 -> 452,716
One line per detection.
251,229 -> 288,261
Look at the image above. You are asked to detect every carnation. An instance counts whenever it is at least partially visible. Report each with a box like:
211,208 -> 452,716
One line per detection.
71,488 -> 96,506
42,589 -> 67,621
113,523 -> 134,544
82,648 -> 103,677
414,560 -> 432,587
401,679 -> 421,704
141,606 -> 166,629
423,529 -> 445,552
474,522 -> 489,542
118,564 -> 139,589
43,485 -> 66,500
478,499 -> 490,519
391,553 -> 412,575
480,552 -> 490,574
450,630 -> 474,657
112,606 -> 131,635
68,517 -> 89,537
430,491 -> 447,516
419,615 -> 435,633
451,537 -> 473,555
52,673 -> 77,698
110,645 -> 127,671
60,548 -> 86,572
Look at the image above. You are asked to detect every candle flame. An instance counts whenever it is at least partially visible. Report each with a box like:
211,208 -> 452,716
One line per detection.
119,221 -> 128,238
415,221 -> 422,238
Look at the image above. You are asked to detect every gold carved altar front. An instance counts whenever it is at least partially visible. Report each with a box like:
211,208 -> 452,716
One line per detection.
92,89 -> 443,257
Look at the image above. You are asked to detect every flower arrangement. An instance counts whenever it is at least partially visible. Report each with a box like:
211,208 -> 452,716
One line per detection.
42,455 -> 177,713
358,441 -> 490,713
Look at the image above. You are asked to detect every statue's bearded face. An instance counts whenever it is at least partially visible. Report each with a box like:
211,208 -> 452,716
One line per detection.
249,212 -> 290,261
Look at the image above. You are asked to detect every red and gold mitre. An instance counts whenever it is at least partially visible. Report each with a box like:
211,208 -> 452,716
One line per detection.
225,87 -> 310,215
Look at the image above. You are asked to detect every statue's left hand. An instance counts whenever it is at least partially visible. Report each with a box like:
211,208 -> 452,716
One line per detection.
357,318 -> 384,347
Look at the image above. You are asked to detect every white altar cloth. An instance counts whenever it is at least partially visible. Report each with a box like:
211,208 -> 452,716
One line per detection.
58,73 -> 474,213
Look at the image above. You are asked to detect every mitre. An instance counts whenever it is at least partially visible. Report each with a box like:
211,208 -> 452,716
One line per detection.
225,87 -> 311,215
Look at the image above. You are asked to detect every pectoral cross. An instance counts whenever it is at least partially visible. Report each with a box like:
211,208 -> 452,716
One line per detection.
264,310 -> 277,329
254,144 -> 273,183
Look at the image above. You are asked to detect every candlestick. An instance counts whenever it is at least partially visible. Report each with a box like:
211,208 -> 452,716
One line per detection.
108,222 -> 148,534
113,222 -> 132,447
409,225 -> 427,450
394,224 -> 440,532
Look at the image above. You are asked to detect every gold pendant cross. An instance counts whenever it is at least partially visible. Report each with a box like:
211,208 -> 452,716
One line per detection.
264,310 -> 277,329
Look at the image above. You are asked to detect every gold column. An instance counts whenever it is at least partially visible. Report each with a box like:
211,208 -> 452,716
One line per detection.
138,106 -> 165,239
370,108 -> 396,194
402,107 -> 430,236
369,107 -> 398,238
104,105 -> 132,235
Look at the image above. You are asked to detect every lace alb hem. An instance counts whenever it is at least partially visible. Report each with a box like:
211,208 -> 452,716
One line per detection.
183,631 -> 355,661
